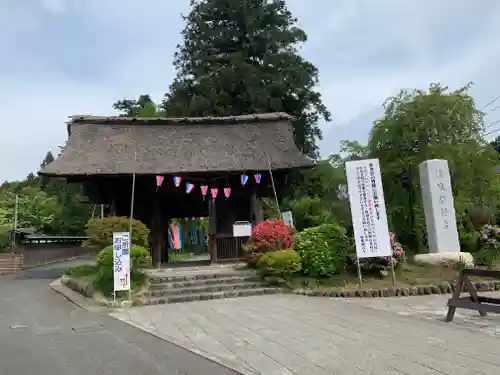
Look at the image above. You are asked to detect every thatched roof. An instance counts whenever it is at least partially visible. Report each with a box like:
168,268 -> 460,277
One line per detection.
39,113 -> 314,177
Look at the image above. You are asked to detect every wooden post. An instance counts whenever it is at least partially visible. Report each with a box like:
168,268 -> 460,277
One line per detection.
151,207 -> 163,268
445,272 -> 464,322
208,199 -> 217,263
250,192 -> 264,224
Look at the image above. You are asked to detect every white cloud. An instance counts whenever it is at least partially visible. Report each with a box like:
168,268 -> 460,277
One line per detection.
1,0 -> 500,179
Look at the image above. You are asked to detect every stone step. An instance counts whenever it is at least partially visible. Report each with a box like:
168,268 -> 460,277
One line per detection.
141,287 -> 284,305
148,275 -> 259,290
149,271 -> 257,284
146,282 -> 265,297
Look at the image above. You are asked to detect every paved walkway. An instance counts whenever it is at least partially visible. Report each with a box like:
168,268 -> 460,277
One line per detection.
0,259 -> 239,375
111,294 -> 500,375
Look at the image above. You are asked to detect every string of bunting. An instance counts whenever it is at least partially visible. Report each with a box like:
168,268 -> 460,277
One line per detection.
155,173 -> 263,199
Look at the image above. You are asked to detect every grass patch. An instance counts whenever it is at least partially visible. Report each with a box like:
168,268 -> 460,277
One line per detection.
62,263 -> 148,299
285,261 -> 500,292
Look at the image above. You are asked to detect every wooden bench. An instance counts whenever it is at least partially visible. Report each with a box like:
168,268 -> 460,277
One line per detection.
445,268 -> 500,322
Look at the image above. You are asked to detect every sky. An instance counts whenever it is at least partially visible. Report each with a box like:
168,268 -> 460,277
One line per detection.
1,0 -> 500,181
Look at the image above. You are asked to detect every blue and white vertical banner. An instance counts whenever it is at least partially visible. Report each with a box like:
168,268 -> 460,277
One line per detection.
113,232 -> 131,292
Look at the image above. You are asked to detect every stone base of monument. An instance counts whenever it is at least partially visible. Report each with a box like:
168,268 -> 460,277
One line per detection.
413,252 -> 474,268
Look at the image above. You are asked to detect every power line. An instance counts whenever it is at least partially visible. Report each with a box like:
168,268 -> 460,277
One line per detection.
489,103 -> 500,113
480,94 -> 500,135
482,94 -> 500,110
483,119 -> 500,136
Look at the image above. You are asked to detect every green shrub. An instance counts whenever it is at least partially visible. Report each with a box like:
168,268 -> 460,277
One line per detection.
97,244 -> 152,270
474,248 -> 495,268
257,250 -> 301,277
84,216 -> 149,248
459,230 -> 478,254
294,223 -> 352,278
91,244 -> 151,296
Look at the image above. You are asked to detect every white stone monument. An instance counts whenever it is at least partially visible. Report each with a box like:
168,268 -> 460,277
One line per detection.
415,159 -> 473,266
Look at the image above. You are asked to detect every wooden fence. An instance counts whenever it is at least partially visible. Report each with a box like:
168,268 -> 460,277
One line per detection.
0,235 -> 93,274
0,253 -> 23,274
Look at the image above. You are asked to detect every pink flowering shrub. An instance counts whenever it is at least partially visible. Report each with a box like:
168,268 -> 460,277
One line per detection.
390,232 -> 405,261
347,231 -> 405,277
242,219 -> 293,266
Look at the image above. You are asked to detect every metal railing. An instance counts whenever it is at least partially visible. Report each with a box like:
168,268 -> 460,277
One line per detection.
215,233 -> 248,260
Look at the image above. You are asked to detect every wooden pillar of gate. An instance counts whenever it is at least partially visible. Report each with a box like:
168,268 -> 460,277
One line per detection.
250,191 -> 263,225
208,199 -> 217,263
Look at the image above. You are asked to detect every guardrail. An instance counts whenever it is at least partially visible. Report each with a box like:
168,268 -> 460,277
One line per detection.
22,235 -> 88,245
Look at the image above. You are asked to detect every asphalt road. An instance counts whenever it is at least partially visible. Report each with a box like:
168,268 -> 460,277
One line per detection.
0,258 -> 241,375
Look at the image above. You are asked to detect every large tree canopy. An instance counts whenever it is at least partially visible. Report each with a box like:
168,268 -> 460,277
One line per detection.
162,0 -> 330,157
0,151 -> 92,237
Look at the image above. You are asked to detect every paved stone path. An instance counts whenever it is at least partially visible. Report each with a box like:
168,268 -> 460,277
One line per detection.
111,294 -> 500,375
0,259 -> 239,375
344,292 -> 500,337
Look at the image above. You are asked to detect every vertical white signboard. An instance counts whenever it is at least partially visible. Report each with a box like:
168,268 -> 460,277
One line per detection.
281,211 -> 294,228
346,159 -> 392,258
113,232 -> 131,292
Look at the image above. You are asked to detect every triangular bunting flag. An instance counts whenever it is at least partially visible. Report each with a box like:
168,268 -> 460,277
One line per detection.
156,175 -> 164,187
200,185 -> 208,197
185,182 -> 194,194
156,176 -> 164,191
173,176 -> 182,187
240,174 -> 248,185
211,188 -> 218,199
223,187 -> 231,198
254,173 -> 262,184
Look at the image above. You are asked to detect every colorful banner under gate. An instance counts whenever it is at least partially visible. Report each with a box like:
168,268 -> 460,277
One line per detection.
113,232 -> 131,292
154,173 -> 265,198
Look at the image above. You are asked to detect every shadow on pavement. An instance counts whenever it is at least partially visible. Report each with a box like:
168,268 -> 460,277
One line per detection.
14,257 -> 94,281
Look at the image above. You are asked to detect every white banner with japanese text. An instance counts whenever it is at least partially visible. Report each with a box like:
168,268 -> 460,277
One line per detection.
113,232 -> 131,292
346,159 -> 392,259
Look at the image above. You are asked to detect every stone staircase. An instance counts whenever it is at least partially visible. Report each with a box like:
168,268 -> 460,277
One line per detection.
140,270 -> 283,305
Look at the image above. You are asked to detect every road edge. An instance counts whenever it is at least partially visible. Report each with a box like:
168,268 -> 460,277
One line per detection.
48,278 -> 110,314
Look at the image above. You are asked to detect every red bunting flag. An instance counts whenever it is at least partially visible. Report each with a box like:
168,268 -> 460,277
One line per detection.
156,176 -> 164,187
200,185 -> 208,197
223,187 -> 231,198
211,188 -> 218,199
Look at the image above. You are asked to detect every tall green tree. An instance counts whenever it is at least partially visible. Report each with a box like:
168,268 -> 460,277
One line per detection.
490,135 -> 500,156
163,0 -> 330,158
113,94 -> 156,117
